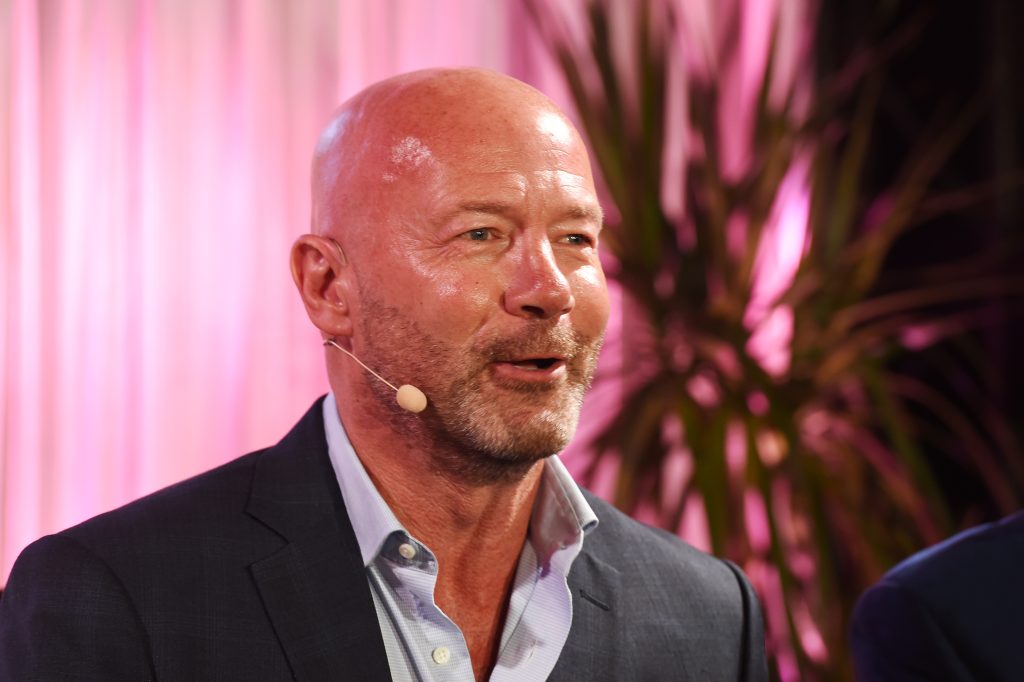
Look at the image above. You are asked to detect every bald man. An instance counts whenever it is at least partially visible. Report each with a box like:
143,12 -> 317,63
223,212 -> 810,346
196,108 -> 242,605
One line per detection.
0,69 -> 766,681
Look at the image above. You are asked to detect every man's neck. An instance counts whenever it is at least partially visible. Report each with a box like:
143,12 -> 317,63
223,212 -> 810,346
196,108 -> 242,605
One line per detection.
352,417 -> 542,554
337,395 -> 545,680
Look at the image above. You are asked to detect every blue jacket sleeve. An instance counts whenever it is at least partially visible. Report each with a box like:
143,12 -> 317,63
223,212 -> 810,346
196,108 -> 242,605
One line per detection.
850,581 -> 976,682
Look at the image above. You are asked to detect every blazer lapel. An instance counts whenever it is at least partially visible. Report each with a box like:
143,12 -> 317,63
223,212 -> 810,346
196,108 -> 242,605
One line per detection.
548,548 -> 623,681
246,399 -> 392,682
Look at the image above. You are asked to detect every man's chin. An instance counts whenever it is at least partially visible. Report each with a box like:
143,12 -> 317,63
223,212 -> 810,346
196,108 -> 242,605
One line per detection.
423,369 -> 590,483
452,402 -> 580,462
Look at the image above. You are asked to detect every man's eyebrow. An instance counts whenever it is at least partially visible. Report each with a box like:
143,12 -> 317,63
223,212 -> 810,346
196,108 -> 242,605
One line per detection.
457,201 -> 516,216
454,201 -> 605,226
564,204 -> 604,225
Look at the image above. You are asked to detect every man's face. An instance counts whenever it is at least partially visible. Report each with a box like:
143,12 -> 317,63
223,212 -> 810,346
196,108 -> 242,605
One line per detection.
349,108 -> 609,474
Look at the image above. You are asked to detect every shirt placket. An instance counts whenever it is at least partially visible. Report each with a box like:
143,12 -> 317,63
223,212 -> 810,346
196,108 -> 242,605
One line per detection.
378,532 -> 475,682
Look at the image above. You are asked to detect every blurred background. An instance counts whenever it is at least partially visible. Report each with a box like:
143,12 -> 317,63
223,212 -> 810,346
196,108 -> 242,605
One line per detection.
2,1 -> 1022,679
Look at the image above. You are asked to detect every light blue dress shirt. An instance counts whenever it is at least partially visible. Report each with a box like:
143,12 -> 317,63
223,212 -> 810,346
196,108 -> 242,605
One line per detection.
322,394 -> 598,682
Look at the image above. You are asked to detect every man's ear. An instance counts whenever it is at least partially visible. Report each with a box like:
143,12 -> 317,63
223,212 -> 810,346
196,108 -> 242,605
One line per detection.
290,234 -> 353,338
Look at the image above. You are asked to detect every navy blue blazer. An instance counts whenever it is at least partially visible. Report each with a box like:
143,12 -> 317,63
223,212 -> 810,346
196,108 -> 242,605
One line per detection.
0,398 -> 767,680
850,511 -> 1024,681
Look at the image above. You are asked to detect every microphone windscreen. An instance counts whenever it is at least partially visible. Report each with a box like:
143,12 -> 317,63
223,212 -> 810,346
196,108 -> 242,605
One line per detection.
396,384 -> 428,413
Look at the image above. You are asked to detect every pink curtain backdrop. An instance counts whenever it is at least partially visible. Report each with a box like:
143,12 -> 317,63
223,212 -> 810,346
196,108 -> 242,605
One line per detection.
0,0 -> 545,581
1,0 -> 812,623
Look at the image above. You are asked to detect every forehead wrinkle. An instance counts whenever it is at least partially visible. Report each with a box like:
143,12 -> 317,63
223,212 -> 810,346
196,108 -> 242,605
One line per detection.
432,167 -> 600,218
436,198 -> 603,232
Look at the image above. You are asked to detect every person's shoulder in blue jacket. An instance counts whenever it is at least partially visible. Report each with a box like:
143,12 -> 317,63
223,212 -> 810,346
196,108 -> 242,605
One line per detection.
850,510 -> 1024,681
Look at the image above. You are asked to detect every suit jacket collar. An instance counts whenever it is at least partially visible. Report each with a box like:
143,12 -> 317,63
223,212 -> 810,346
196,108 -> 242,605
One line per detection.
245,397 -> 392,682
549,498 -> 623,681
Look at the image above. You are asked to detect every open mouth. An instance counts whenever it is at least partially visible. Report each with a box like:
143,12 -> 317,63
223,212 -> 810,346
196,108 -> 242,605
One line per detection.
490,352 -> 570,385
508,357 -> 561,370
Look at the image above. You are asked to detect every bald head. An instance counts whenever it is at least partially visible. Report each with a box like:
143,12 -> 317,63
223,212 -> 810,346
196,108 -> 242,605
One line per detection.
310,69 -> 591,249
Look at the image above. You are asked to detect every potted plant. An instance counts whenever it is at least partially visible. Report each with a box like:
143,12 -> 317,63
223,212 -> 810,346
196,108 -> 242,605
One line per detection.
527,0 -> 1024,678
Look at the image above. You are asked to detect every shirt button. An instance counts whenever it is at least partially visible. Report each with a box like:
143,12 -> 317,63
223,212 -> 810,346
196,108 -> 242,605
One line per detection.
431,646 -> 451,665
398,543 -> 417,560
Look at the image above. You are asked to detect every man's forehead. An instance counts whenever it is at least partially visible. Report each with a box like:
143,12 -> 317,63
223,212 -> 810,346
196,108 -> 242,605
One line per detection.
379,78 -> 579,153
535,111 -> 576,147
312,69 -> 596,236
318,71 -> 586,170
443,168 -> 595,194
433,169 -> 604,225
375,120 -> 594,191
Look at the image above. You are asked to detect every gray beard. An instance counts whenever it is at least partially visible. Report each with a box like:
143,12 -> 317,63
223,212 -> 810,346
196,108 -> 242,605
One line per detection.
353,294 -> 602,485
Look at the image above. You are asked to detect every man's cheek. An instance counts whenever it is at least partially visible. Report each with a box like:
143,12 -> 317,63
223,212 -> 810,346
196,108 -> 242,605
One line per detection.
574,270 -> 610,327
430,275 -> 494,309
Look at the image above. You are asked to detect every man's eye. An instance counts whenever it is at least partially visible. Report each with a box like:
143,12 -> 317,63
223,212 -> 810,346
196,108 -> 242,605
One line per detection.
564,234 -> 594,246
465,228 -> 491,241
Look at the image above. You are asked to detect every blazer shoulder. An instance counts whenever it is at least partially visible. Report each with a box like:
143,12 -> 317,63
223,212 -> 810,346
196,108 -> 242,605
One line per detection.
851,512 -> 1024,681
879,511 -> 1024,601
850,580 -> 975,681
0,533 -> 158,680
583,490 -> 737,583
60,448 -> 268,549
57,397 -> 332,553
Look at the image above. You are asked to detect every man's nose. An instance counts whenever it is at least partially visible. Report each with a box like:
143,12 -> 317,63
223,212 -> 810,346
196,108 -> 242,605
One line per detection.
503,240 -> 575,320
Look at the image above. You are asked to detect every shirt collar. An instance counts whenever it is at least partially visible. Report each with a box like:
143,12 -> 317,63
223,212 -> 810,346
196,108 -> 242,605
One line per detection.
323,393 -> 404,566
322,392 -> 599,568
531,451 -> 599,562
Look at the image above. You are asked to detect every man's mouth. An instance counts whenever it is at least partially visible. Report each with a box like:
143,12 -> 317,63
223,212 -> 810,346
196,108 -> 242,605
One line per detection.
492,355 -> 568,381
507,357 -> 563,370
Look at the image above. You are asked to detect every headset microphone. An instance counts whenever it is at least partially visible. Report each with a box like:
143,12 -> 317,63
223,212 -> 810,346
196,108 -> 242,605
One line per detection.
323,339 -> 428,413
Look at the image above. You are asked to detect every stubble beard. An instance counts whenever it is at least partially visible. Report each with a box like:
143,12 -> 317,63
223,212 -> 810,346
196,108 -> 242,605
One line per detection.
354,293 -> 603,484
